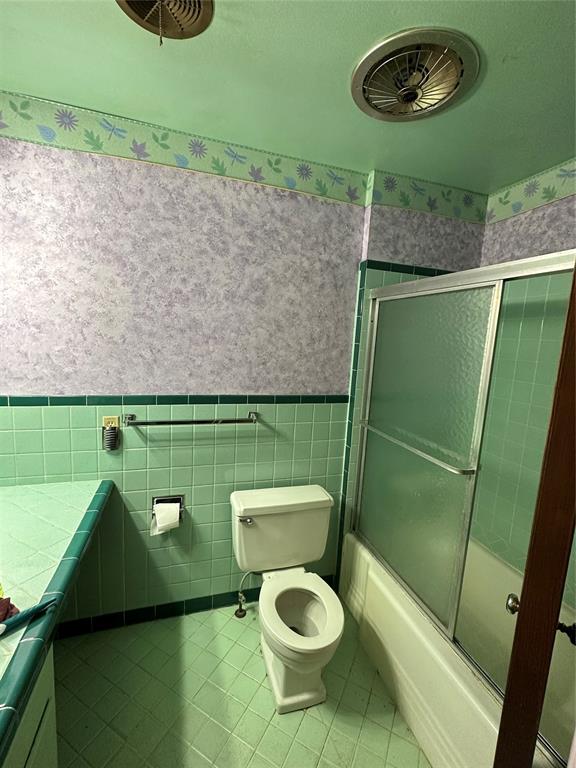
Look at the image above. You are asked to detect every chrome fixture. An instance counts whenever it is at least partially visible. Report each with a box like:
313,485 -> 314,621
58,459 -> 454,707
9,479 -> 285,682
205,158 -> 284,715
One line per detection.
234,571 -> 254,619
506,593 -> 520,615
359,422 -> 476,475
116,0 -> 213,45
123,411 -> 258,427
351,28 -> 479,121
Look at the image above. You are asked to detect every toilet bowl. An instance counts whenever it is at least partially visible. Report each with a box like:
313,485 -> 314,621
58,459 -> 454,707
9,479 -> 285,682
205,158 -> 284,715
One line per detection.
230,484 -> 344,713
258,568 -> 344,713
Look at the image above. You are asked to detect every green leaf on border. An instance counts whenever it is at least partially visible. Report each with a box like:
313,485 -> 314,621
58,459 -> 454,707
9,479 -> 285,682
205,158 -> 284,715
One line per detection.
541,185 -> 557,202
152,131 -> 170,149
315,179 -> 328,196
20,113 -> 32,121
84,129 -> 104,152
267,157 -> 282,173
498,190 -> 510,205
9,101 -> 18,114
211,156 -> 227,175
399,191 -> 411,207
20,100 -> 30,110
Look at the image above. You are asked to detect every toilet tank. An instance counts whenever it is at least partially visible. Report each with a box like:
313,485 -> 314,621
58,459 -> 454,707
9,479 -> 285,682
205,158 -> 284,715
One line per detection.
231,485 -> 333,572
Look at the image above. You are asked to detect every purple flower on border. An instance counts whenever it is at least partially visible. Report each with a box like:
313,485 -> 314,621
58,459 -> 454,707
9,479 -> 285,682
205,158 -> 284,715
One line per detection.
0,112 -> 8,130
524,180 -> 539,197
189,139 -> 207,158
249,165 -> 265,183
462,193 -> 474,207
131,139 -> 149,160
383,175 -> 397,192
54,108 -> 78,131
296,163 -> 312,180
346,185 -> 360,203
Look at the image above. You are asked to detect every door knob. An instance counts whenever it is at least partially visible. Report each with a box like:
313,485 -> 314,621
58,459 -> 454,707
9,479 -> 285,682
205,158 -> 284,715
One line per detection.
506,593 -> 520,614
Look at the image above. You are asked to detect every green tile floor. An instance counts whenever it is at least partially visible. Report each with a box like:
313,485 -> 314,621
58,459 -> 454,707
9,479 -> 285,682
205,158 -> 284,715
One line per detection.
55,605 -> 431,768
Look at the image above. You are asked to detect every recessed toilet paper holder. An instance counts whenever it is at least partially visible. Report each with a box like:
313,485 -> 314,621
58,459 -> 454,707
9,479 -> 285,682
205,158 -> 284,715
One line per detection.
152,495 -> 185,523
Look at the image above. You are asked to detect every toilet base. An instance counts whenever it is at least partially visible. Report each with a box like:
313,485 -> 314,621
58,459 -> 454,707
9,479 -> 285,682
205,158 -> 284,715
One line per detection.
261,635 -> 327,714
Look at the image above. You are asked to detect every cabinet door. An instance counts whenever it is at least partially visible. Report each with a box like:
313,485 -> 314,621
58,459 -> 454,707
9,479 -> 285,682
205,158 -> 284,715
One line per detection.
25,698 -> 57,768
3,648 -> 58,768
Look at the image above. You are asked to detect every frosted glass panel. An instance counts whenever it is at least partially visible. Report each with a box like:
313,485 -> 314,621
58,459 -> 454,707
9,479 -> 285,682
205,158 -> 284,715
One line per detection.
359,431 -> 472,626
369,288 -> 494,466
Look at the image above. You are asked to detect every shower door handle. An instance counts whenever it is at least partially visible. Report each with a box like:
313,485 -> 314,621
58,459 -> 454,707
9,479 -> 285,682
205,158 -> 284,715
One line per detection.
506,593 -> 575,645
506,593 -> 520,614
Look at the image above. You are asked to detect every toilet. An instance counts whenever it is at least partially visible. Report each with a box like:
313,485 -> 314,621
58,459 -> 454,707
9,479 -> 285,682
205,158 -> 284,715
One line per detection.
230,484 -> 345,714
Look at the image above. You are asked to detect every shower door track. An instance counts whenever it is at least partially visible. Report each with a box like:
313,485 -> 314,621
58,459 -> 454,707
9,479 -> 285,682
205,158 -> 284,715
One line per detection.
351,248 -> 576,640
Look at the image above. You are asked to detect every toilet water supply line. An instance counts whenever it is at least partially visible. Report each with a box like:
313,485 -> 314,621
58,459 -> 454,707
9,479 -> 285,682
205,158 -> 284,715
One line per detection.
235,571 -> 254,618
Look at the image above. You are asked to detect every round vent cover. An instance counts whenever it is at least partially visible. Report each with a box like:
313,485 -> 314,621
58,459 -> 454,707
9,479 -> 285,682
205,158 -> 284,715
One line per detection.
351,28 -> 479,121
116,0 -> 213,40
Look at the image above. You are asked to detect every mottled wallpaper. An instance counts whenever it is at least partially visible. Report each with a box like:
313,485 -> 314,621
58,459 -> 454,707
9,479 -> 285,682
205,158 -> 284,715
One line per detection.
365,205 -> 484,271
0,139 -> 363,395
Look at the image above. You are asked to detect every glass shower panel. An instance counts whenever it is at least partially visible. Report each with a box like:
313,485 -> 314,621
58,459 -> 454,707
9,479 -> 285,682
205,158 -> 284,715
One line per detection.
368,287 -> 495,466
455,271 -> 572,763
360,430 -> 473,625
358,284 -> 498,630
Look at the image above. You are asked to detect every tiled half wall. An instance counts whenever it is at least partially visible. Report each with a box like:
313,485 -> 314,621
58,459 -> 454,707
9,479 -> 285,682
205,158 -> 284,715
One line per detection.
0,397 -> 347,619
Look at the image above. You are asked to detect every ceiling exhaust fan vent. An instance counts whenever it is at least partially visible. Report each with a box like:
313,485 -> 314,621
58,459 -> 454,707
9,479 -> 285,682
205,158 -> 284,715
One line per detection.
351,28 -> 479,122
116,0 -> 213,40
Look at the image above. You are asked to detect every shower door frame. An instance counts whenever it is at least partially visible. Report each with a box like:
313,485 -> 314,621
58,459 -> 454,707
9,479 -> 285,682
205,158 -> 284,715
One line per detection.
352,249 -> 576,639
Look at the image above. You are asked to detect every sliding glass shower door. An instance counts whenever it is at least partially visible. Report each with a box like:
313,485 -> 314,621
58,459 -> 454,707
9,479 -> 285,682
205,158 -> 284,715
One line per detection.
356,284 -> 501,631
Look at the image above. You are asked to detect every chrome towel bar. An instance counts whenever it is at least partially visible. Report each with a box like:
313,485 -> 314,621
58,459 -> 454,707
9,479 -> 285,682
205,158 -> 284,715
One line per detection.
122,412 -> 258,427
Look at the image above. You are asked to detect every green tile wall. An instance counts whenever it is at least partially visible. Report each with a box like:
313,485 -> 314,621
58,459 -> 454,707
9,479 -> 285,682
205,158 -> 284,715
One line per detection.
0,400 -> 347,619
470,272 -> 573,604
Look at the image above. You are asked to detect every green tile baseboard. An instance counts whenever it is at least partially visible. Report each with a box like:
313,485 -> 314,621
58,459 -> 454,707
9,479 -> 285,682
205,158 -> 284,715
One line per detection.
0,394 -> 349,407
56,576 -> 334,639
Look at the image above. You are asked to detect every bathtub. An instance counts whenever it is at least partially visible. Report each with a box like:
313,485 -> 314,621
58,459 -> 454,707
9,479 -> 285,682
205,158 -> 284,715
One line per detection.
339,533 -> 566,768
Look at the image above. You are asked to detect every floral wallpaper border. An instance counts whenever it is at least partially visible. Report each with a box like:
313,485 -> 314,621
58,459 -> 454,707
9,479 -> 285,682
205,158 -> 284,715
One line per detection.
486,159 -> 576,223
369,169 -> 487,223
0,90 -> 573,223
0,90 -> 367,206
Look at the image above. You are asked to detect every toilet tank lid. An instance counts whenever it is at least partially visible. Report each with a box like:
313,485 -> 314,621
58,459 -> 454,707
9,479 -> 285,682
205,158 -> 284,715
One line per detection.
231,485 -> 333,517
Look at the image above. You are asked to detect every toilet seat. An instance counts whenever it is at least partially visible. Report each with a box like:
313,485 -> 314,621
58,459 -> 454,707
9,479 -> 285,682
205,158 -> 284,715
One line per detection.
259,571 -> 344,655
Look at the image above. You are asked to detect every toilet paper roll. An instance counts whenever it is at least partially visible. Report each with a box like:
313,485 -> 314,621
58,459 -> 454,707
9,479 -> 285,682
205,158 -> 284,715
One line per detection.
151,502 -> 181,536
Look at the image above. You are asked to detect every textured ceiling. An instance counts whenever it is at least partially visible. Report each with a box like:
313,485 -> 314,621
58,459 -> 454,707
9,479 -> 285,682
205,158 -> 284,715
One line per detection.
1,0 -> 574,193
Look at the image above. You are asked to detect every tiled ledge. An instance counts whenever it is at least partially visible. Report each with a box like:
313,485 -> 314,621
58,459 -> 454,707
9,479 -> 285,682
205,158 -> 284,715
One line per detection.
0,480 -> 113,763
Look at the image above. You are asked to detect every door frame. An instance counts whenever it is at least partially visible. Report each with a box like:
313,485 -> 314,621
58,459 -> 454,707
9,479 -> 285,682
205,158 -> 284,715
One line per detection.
493,272 -> 575,768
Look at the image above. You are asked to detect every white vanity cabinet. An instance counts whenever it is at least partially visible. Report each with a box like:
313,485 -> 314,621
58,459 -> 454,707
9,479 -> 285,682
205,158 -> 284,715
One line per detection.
3,648 -> 57,768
